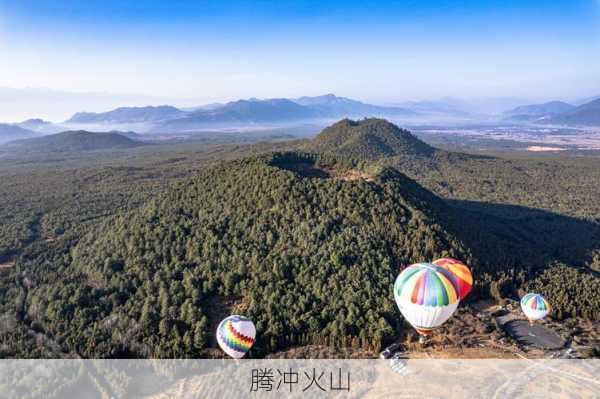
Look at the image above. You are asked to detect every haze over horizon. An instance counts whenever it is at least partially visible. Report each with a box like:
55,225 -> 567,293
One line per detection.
1,1 -> 599,121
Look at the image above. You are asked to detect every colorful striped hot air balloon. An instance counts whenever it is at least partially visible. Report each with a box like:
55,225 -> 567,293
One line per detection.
520,293 -> 549,324
216,315 -> 256,359
432,258 -> 473,300
394,263 -> 460,337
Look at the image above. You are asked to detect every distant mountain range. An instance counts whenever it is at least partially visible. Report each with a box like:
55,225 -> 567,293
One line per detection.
17,118 -> 52,129
153,94 -> 416,132
503,101 -> 574,122
5,93 -> 600,135
502,98 -> 600,126
4,130 -> 144,152
0,123 -> 40,144
66,105 -> 186,124
293,93 -> 415,118
156,98 -> 317,131
15,118 -> 65,134
546,98 -> 600,126
56,94 -> 415,132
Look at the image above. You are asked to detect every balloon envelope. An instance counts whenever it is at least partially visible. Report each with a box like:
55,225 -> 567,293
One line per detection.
216,315 -> 256,359
432,258 -> 473,300
394,263 -> 460,336
520,293 -> 549,322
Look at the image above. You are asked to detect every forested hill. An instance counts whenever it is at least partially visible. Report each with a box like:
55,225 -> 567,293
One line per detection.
4,147 -> 599,359
31,152 -> 469,357
5,130 -> 144,152
305,118 -> 436,160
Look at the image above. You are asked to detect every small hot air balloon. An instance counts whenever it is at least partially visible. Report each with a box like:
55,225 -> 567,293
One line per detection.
432,258 -> 473,300
394,263 -> 460,338
216,315 -> 256,359
520,293 -> 549,325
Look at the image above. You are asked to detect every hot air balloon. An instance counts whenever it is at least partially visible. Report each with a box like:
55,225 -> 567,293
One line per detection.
432,258 -> 473,300
216,315 -> 256,359
520,293 -> 549,325
394,263 -> 460,339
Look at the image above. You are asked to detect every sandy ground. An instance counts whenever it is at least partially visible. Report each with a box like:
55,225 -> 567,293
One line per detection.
367,358 -> 600,398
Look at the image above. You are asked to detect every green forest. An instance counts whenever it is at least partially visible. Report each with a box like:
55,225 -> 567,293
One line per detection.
0,119 -> 599,358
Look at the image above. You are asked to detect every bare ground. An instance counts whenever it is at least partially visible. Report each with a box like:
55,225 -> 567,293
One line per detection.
335,169 -> 375,182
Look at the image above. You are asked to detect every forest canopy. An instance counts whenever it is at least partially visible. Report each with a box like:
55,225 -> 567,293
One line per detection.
19,153 -> 471,357
1,120 -> 599,359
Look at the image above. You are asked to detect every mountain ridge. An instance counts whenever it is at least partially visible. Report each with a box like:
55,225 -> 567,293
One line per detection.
66,105 -> 185,124
60,94 -> 417,132
156,98 -> 317,131
504,101 -> 574,121
546,98 -> 600,126
293,94 -> 415,118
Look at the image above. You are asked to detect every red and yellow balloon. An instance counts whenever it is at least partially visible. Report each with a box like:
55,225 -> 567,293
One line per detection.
432,258 -> 473,300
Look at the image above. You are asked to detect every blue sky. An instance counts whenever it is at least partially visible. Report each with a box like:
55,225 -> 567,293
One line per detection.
0,1 -> 599,119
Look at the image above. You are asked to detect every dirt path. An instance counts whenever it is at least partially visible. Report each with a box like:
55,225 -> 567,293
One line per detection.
407,346 -> 520,359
